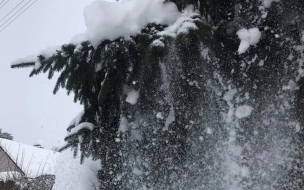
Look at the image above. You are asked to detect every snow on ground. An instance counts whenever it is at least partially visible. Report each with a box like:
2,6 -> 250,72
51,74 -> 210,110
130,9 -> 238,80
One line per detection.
237,28 -> 261,54
53,149 -> 100,190
0,139 -> 100,189
0,171 -> 23,182
126,90 -> 139,105
0,138 -> 59,178
235,105 -> 253,119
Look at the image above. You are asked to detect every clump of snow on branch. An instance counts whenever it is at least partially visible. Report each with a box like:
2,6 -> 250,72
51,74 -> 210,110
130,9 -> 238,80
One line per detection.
69,110 -> 85,128
38,46 -> 61,58
66,122 -> 96,137
235,105 -> 253,119
237,28 -> 261,54
151,39 -> 165,47
12,1 -> 199,65
126,90 -> 139,105
11,54 -> 36,66
66,110 -> 95,138
11,45 -> 61,69
53,149 -> 101,190
158,5 -> 200,37
77,0 -> 181,48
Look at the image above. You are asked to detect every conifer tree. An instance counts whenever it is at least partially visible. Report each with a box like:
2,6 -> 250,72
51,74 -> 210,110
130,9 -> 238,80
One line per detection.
11,0 -> 304,189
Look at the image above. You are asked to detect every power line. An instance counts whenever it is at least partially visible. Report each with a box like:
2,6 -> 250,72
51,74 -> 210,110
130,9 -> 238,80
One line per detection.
0,0 -> 32,29
0,0 -> 25,22
0,0 -> 37,33
0,0 -> 9,10
0,0 -> 5,5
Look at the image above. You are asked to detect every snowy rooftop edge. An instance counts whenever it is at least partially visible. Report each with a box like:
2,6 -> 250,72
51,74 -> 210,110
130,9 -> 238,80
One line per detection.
0,138 -> 60,178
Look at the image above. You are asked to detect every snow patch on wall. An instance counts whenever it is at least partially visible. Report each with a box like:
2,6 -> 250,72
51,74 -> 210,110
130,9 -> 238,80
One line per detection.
237,28 -> 261,54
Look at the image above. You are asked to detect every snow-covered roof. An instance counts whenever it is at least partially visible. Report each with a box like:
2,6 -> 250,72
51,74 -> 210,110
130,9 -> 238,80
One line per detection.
0,138 -> 60,178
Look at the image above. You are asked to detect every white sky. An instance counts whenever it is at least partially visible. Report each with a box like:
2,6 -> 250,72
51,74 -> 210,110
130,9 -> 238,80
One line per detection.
0,0 -> 95,149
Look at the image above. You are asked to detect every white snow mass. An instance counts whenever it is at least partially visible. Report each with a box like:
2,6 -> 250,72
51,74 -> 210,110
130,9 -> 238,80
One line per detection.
126,90 -> 139,105
79,0 -> 180,48
53,149 -> 101,190
235,105 -> 253,119
158,5 -> 199,37
12,1 -> 199,66
119,116 -> 129,133
237,28 -> 261,54
152,39 -> 165,47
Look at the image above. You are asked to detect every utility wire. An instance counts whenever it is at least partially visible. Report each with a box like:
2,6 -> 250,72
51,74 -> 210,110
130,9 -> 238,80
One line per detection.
0,0 -> 5,5
0,0 -> 9,10
0,0 -> 25,22
0,0 -> 32,28
0,0 -> 37,32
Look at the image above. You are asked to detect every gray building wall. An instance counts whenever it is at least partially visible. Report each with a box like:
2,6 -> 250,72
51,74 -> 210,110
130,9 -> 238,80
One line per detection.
0,147 -> 23,174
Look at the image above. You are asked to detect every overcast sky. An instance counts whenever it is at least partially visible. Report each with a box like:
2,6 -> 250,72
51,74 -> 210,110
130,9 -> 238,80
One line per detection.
0,0 -> 95,149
